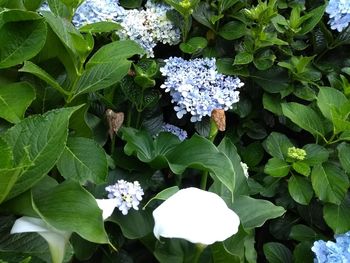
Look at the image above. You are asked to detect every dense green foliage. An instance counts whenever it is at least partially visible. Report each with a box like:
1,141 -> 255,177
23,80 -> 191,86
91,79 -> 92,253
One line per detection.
0,0 -> 349,262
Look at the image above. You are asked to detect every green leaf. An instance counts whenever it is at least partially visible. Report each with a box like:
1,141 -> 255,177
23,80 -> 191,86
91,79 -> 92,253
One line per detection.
298,5 -> 326,35
0,82 -> 35,123
231,196 -> 285,229
143,186 -> 179,209
79,21 -> 122,33
292,162 -> 310,176
240,142 -> 264,167
264,158 -> 290,177
19,61 -> 68,96
234,51 -> 254,65
323,195 -> 350,234
282,102 -> 325,139
218,21 -> 246,40
263,93 -> 283,115
263,132 -> 293,160
289,225 -> 319,242
2,106 -> 80,200
317,86 -> 348,121
293,242 -> 314,263
0,137 -> 12,168
0,10 -> 47,69
337,142 -> 350,173
166,135 -> 236,197
311,163 -> 349,205
56,137 -> 108,185
33,181 -> 109,244
86,40 -> 145,68
218,137 -> 249,196
71,61 -> 131,99
253,49 -> 276,70
303,144 -> 329,166
47,0 -> 70,18
109,209 -> 153,239
263,242 -> 292,263
179,37 -> 208,54
288,175 -> 313,205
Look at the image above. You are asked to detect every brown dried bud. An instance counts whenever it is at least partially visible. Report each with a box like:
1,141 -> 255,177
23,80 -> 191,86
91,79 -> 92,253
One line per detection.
211,109 -> 226,131
106,109 -> 124,139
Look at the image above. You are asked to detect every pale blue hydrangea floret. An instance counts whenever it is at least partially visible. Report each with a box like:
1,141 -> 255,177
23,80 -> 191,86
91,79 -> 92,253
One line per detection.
105,180 -> 144,215
160,57 -> 243,122
312,231 -> 350,263
117,1 -> 181,57
160,123 -> 188,141
72,0 -> 125,28
326,0 -> 350,32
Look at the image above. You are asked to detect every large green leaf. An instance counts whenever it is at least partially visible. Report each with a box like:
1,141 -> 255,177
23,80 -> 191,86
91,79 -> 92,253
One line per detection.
337,142 -> 350,173
0,82 -> 35,123
303,144 -> 329,165
109,209 -> 153,239
71,60 -> 130,99
19,61 -> 69,97
217,137 -> 249,196
263,132 -> 293,160
0,10 -> 47,69
323,195 -> 350,234
264,158 -> 290,177
218,21 -> 246,40
231,196 -> 285,229
317,86 -> 348,121
166,135 -> 236,196
311,163 -> 349,205
57,137 -> 108,184
289,224 -> 319,242
263,242 -> 292,263
282,102 -> 325,139
2,106 -> 80,200
288,175 -> 313,205
86,40 -> 145,68
121,128 -> 236,196
33,181 -> 109,244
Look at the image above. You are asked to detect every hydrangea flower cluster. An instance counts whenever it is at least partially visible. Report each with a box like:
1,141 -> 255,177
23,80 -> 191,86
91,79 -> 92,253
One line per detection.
312,231 -> 350,262
40,0 -> 124,28
160,123 -> 188,141
325,0 -> 350,32
116,1 -> 181,57
72,0 -> 125,28
105,180 -> 144,215
160,57 -> 244,122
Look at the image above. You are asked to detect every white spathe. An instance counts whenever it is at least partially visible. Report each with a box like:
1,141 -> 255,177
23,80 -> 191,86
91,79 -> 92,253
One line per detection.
11,216 -> 70,263
152,187 -> 240,245
95,198 -> 117,220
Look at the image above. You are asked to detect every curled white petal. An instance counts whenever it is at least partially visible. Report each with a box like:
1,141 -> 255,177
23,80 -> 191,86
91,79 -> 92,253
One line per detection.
11,216 -> 70,263
152,187 -> 240,245
96,198 -> 117,220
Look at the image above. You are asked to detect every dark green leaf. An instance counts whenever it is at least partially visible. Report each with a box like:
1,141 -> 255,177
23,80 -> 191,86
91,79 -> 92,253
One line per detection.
289,225 -> 319,242
263,132 -> 293,160
263,242 -> 292,263
218,21 -> 246,40
57,137 -> 108,184
337,142 -> 350,173
323,194 -> 350,234
311,163 -> 349,205
179,37 -> 208,54
264,158 -> 290,177
288,175 -> 313,205
0,82 -> 35,123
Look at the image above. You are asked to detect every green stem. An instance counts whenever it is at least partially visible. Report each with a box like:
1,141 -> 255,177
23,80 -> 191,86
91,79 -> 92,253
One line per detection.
200,171 -> 208,190
110,134 -> 116,156
193,244 -> 206,263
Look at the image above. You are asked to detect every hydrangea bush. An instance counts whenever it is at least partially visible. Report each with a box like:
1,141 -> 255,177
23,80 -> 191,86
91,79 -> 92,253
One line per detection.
0,0 -> 350,262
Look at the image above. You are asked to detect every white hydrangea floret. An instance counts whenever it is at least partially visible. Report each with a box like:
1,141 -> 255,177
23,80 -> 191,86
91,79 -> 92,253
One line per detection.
240,162 -> 249,178
326,0 -> 350,32
105,180 -> 144,215
160,57 -> 244,122
152,187 -> 240,245
117,0 -> 181,57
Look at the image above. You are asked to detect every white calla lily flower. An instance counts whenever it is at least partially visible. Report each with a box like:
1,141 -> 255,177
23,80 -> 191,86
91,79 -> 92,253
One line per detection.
95,198 -> 117,220
152,187 -> 240,245
11,216 -> 70,263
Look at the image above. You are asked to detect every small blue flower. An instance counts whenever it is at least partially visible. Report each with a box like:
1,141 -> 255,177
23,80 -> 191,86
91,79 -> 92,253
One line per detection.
160,57 -> 243,122
159,123 -> 188,141
325,0 -> 350,32
312,231 -> 350,263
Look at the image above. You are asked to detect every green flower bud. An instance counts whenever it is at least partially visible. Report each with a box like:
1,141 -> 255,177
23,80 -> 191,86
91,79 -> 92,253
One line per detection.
287,147 -> 306,161
180,0 -> 191,9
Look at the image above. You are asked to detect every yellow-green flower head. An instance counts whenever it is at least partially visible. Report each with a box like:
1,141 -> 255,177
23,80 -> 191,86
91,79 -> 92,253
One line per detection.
287,147 -> 306,161
179,0 -> 192,9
